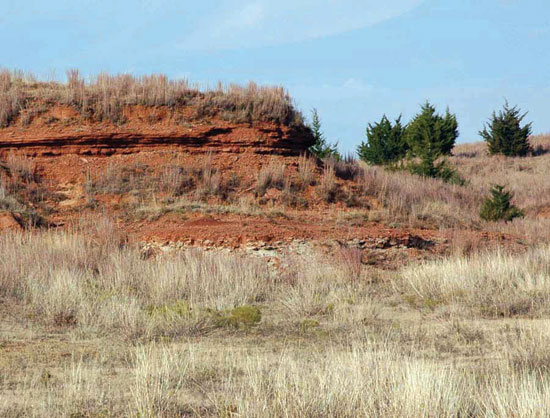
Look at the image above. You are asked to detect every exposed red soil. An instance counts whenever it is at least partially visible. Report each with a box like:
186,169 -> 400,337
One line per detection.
0,105 -> 526,267
0,105 -> 314,157
132,212 -> 438,246
0,211 -> 22,231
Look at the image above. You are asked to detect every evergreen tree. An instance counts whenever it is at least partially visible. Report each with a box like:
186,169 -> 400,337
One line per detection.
404,102 -> 460,183
405,101 -> 458,158
309,109 -> 341,159
357,115 -> 407,165
480,185 -> 524,222
480,102 -> 532,157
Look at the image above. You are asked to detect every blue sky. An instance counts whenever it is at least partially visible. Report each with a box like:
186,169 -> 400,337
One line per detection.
1,0 -> 549,152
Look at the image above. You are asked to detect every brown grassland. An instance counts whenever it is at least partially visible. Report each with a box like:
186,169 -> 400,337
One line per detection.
3,228 -> 550,417
3,72 -> 550,416
3,136 -> 550,416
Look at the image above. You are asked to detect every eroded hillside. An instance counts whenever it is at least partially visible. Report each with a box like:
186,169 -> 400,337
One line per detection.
0,72 -> 537,267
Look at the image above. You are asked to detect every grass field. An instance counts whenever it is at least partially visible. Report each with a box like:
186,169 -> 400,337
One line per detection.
2,227 -> 550,417
3,128 -> 550,416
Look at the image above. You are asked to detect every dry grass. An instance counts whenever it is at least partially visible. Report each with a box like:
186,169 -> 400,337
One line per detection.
0,69 -> 304,127
8,336 -> 550,417
452,135 -> 550,215
399,245 -> 550,317
356,163 -> 481,228
3,229 -> 550,416
318,165 -> 338,203
254,161 -> 286,197
0,230 -> 272,340
297,154 -> 316,187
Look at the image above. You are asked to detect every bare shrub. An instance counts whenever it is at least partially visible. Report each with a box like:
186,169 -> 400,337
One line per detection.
254,162 -> 286,197
331,154 -> 360,180
281,178 -> 307,208
0,70 -> 24,128
5,153 -> 37,183
318,165 -> 338,203
193,155 -> 226,201
297,153 -> 316,187
158,165 -> 195,196
86,161 -> 151,195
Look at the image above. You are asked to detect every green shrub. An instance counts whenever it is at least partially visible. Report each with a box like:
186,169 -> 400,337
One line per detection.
227,306 -> 262,328
210,305 -> 262,330
480,185 -> 524,222
480,102 -> 532,157
357,115 -> 407,165
145,300 -> 191,319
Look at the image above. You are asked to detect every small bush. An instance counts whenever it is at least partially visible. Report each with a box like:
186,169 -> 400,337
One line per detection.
332,154 -> 360,180
146,300 -> 192,320
480,185 -> 524,222
211,305 -> 262,330
159,165 -> 195,196
407,157 -> 465,185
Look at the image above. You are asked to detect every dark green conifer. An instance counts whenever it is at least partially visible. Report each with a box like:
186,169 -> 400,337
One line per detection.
357,115 -> 407,165
480,102 -> 532,157
405,101 -> 458,158
308,109 -> 341,159
480,185 -> 524,222
404,102 -> 461,183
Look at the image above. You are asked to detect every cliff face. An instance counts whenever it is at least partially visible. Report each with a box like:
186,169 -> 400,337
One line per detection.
0,105 -> 315,157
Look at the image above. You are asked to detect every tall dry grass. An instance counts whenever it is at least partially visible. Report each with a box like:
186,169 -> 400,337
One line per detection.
452,135 -> 550,216
0,69 -> 304,127
0,229 -> 272,339
7,336 -> 550,417
356,163 -> 482,228
0,227 -> 375,337
399,245 -> 550,317
4,230 -> 550,416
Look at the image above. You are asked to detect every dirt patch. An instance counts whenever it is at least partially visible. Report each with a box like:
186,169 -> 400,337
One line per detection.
0,212 -> 22,231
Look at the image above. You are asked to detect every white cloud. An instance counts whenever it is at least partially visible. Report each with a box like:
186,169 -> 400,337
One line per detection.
231,2 -> 265,28
178,0 -> 424,51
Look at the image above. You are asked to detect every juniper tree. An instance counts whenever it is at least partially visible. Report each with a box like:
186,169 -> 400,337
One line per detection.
309,108 -> 341,160
404,102 -> 461,183
480,102 -> 532,157
480,185 -> 524,222
357,115 -> 407,165
405,101 -> 458,158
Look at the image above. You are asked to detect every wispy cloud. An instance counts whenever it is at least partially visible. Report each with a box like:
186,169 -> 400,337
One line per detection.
178,0 -> 424,51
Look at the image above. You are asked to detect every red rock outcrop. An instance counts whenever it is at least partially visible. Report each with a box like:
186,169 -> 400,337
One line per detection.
0,107 -> 315,157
